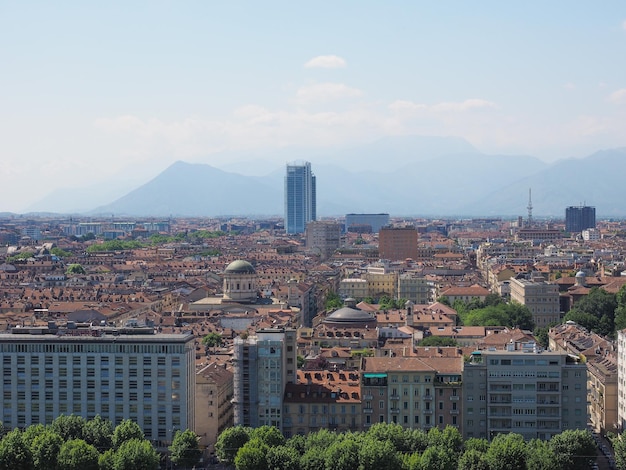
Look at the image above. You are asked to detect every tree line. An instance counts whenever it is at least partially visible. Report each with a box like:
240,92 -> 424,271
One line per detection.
215,423 -> 600,470
0,415 -> 201,470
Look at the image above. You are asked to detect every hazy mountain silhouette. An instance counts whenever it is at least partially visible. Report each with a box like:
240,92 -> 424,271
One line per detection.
26,135 -> 626,218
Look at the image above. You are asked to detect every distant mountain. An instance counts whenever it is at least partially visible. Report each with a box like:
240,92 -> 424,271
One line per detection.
462,148 -> 626,217
90,161 -> 283,217
25,135 -> 626,218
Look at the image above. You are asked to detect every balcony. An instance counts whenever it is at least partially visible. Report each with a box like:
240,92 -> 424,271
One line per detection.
449,396 -> 460,401
423,395 -> 433,401
363,408 -> 373,414
363,394 -> 373,400
390,408 -> 400,414
423,409 -> 433,415
449,409 -> 459,415
390,394 -> 400,400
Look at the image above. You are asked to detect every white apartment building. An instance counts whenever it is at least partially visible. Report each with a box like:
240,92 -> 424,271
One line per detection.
0,325 -> 195,447
463,348 -> 587,441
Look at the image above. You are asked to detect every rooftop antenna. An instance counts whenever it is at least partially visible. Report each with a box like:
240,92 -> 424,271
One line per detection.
527,188 -> 533,227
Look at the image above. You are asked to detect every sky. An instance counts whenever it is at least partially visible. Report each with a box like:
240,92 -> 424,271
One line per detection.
1,1 -> 625,212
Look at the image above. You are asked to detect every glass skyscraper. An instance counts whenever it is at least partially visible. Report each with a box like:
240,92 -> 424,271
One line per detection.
565,205 -> 596,233
284,161 -> 316,234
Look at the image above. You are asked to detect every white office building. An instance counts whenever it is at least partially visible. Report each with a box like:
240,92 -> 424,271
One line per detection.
0,324 -> 195,447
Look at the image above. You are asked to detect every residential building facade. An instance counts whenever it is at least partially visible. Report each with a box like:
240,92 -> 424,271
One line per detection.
0,325 -> 195,447
462,349 -> 587,441
232,328 -> 297,431
509,277 -> 560,327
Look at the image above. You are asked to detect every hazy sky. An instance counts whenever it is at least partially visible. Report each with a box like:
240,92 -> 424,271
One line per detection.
1,2 -> 625,212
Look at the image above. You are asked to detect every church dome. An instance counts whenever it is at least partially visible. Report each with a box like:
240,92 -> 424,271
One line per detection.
225,260 -> 256,274
325,305 -> 375,325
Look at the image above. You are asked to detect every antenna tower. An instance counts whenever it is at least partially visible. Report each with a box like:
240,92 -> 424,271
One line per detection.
527,188 -> 533,227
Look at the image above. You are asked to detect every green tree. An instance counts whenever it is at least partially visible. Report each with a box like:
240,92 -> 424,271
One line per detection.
303,428 -> 336,452
30,429 -> 63,470
357,437 -> 401,470
0,428 -> 33,470
613,434 -> 626,470
265,445 -> 300,470
169,429 -> 202,469
215,426 -> 250,463
419,445 -> 457,470
98,449 -> 115,470
201,332 -> 223,352
233,438 -> 268,470
249,426 -> 285,448
457,449 -> 489,470
567,287 -> 618,336
50,414 -> 86,441
463,437 -> 489,453
65,263 -> 86,275
484,433 -> 527,470
417,336 -> 459,347
549,429 -> 596,470
50,247 -> 71,258
324,437 -> 359,470
526,438 -> 559,470
112,420 -> 144,450
113,438 -> 159,470
57,439 -> 99,470
83,414 -> 113,450
367,422 -> 414,453
299,447 -> 326,470
325,292 -> 343,310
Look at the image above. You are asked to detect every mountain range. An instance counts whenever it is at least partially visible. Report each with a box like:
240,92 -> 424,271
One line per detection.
24,136 -> 626,218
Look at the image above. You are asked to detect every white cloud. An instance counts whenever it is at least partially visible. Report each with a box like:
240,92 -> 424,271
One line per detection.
295,82 -> 362,104
388,98 -> 497,113
609,88 -> 626,103
304,55 -> 347,68
564,82 -> 576,91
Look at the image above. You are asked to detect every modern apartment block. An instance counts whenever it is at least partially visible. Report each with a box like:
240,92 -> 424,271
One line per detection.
284,162 -> 316,234
232,328 -> 297,431
509,276 -> 560,327
305,221 -> 342,260
345,213 -> 390,234
462,348 -> 587,441
378,226 -> 418,261
0,324 -> 195,447
565,205 -> 596,233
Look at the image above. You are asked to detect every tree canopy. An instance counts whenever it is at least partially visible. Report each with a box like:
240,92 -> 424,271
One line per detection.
216,423 -> 599,470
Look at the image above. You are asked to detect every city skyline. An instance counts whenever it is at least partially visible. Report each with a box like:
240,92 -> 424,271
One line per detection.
1,2 -> 625,212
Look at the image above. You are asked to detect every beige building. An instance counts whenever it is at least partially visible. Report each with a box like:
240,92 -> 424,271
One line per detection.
587,355 -> 618,434
195,362 -> 234,455
398,274 -> 431,304
509,276 -> 560,327
339,278 -> 368,300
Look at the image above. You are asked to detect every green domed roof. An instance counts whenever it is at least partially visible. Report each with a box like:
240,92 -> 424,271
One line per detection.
225,260 -> 256,274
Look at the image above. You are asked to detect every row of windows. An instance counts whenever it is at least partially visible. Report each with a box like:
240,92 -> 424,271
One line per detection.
3,355 -> 182,366
0,343 -> 187,354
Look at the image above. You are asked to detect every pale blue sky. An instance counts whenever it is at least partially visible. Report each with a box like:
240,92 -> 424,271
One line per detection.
1,1 -> 625,211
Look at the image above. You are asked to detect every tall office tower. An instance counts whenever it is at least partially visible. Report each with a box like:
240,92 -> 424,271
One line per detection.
306,220 -> 342,260
232,328 -> 297,431
378,226 -> 418,261
284,162 -> 316,234
565,205 -> 596,233
0,324 -> 195,448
